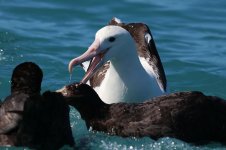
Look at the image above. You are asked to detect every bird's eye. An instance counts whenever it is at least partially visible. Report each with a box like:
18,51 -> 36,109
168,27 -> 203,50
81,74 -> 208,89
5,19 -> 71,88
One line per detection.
108,37 -> 116,42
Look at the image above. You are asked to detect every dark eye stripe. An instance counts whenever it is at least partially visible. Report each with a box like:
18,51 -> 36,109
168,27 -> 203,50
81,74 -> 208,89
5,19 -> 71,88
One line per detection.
109,37 -> 116,42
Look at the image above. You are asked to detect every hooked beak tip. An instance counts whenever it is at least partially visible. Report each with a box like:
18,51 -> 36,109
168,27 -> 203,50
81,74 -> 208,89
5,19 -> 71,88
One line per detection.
67,38 -> 102,79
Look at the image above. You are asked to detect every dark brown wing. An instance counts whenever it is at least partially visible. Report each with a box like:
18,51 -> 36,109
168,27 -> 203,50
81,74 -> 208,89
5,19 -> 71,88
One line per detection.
121,23 -> 167,92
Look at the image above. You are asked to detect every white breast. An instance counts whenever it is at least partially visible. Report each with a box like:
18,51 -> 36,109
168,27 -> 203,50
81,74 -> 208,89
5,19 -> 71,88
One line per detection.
94,59 -> 164,104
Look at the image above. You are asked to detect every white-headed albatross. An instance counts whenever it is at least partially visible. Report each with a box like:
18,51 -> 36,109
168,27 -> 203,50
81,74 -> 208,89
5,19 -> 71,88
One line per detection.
68,19 -> 168,104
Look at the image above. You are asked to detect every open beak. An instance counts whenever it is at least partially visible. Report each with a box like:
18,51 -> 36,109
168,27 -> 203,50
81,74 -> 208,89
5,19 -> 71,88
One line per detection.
68,38 -> 108,83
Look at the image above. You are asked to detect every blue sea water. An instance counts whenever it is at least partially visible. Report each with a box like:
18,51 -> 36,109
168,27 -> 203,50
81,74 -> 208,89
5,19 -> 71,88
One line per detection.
1,0 -> 226,149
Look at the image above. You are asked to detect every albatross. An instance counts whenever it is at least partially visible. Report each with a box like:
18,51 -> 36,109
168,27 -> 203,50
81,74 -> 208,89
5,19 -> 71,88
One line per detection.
68,19 -> 168,104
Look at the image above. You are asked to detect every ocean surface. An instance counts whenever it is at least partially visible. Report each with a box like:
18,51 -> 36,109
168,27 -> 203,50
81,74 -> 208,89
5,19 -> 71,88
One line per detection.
1,0 -> 226,149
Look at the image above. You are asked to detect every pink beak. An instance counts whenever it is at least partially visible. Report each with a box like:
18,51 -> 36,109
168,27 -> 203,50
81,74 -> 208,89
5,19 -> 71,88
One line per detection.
68,38 -> 108,83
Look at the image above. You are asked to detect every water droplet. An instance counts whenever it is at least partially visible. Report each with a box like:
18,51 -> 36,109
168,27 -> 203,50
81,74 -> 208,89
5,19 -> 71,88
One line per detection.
69,74 -> 72,83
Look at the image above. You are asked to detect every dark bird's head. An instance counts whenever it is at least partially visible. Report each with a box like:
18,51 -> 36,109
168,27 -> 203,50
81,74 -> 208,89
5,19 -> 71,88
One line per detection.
11,62 -> 43,94
57,83 -> 107,120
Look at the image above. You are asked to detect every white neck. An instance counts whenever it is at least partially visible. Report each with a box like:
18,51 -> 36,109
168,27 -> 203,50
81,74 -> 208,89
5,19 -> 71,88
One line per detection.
94,43 -> 164,104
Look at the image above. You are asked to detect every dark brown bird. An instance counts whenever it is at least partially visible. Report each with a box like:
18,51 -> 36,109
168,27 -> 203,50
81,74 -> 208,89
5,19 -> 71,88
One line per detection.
0,62 -> 75,149
16,91 -> 74,150
61,82 -> 226,145
0,62 -> 43,136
